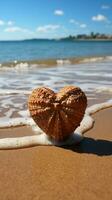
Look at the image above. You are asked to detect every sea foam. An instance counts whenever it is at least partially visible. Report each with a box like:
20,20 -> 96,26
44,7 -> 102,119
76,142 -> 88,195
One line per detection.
0,100 -> 112,149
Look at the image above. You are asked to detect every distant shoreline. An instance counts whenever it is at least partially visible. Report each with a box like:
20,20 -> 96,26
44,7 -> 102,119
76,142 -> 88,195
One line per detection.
0,38 -> 112,42
24,38 -> 112,42
71,39 -> 112,41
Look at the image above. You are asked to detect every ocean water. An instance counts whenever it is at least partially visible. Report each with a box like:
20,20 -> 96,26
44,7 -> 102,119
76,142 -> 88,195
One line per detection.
0,40 -> 112,63
0,40 -> 112,128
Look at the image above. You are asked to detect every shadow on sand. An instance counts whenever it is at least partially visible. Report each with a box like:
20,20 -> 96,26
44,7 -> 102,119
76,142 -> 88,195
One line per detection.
64,137 -> 112,156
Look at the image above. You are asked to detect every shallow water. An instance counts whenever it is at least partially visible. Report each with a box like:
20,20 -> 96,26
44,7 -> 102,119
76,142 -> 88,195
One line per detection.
0,56 -> 112,128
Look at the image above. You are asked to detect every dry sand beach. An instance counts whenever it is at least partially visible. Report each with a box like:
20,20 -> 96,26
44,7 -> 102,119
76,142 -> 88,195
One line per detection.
0,107 -> 112,200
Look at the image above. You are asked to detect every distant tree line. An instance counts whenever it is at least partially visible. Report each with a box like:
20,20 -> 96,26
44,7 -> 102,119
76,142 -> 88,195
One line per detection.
61,32 -> 112,40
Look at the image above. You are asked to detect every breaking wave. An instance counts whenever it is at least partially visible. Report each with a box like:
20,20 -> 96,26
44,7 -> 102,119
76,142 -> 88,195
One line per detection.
0,56 -> 112,70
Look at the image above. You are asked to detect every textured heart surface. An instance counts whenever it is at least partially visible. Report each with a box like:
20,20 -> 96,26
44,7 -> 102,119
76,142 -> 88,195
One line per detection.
28,86 -> 87,141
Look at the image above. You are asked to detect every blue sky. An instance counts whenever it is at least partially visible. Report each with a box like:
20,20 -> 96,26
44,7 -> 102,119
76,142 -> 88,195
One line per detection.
0,0 -> 112,40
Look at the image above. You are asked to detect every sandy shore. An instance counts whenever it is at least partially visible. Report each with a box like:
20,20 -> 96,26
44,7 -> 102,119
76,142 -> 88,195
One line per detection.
0,108 -> 112,200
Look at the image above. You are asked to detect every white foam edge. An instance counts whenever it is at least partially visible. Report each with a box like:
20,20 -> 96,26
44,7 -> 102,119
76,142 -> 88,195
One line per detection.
56,59 -> 71,65
0,100 -> 112,149
95,86 -> 112,93
81,56 -> 112,63
0,89 -> 31,95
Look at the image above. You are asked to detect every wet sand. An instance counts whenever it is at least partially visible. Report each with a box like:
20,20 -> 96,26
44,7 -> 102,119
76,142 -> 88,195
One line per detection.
0,108 -> 112,200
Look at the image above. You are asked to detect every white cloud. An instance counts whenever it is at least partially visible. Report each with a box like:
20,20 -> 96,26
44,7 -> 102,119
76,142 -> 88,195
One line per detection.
69,19 -> 87,28
4,26 -> 31,33
0,20 -> 15,26
0,20 -> 5,26
54,10 -> 64,16
7,21 -> 14,26
80,24 -> 87,28
92,14 -> 107,22
101,5 -> 111,9
69,19 -> 79,25
69,19 -> 75,23
36,24 -> 60,33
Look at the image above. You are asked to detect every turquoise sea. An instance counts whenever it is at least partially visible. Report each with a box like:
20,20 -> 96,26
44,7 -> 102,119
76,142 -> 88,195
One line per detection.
0,40 -> 112,63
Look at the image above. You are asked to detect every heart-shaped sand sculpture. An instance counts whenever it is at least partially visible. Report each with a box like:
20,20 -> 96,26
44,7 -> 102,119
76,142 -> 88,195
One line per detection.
28,86 -> 87,141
